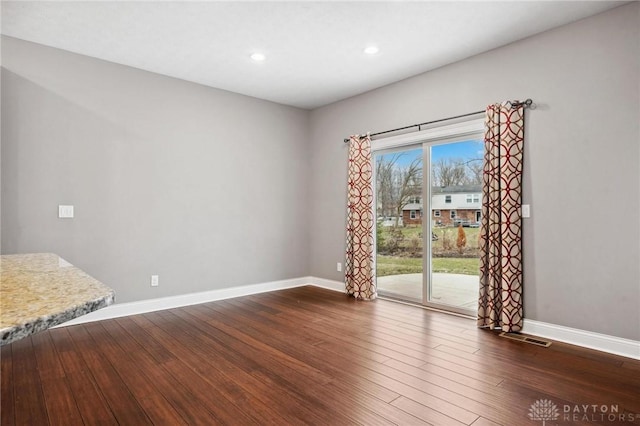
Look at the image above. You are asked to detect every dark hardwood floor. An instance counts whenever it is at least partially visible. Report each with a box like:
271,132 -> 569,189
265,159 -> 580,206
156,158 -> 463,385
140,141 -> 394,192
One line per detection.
2,285 -> 639,425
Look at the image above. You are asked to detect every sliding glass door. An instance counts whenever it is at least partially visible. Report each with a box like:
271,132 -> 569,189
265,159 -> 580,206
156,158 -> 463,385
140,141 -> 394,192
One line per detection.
375,136 -> 483,315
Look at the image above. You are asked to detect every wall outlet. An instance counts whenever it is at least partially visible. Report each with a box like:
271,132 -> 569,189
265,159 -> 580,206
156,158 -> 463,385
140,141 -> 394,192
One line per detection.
58,205 -> 74,218
151,275 -> 159,287
337,262 -> 342,272
522,204 -> 531,218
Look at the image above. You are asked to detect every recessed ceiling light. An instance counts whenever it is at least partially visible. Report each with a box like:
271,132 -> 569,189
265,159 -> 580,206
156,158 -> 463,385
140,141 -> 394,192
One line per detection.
250,52 -> 266,62
364,45 -> 379,55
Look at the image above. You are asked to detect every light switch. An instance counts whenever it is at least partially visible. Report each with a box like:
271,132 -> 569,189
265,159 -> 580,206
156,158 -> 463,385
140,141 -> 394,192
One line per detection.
58,205 -> 74,218
521,204 -> 531,218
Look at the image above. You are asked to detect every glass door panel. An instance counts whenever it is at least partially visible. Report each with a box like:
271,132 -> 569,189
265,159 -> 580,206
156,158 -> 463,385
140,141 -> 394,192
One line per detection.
374,146 -> 423,303
427,139 -> 483,314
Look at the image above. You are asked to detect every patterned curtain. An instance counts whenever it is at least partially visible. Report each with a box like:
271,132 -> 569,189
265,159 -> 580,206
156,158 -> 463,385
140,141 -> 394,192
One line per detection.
345,134 -> 376,300
478,103 -> 525,332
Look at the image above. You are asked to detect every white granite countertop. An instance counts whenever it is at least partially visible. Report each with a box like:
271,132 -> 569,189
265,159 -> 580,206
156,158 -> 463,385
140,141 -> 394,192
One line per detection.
0,253 -> 115,346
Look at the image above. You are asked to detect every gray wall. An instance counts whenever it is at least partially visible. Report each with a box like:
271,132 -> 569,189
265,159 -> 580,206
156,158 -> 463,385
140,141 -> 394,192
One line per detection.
308,3 -> 640,340
1,36 -> 310,303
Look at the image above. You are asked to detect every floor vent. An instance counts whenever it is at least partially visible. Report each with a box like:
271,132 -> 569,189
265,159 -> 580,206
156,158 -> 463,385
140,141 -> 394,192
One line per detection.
499,332 -> 552,347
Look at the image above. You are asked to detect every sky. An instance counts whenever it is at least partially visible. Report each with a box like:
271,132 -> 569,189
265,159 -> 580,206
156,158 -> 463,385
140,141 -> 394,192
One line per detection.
376,138 -> 483,167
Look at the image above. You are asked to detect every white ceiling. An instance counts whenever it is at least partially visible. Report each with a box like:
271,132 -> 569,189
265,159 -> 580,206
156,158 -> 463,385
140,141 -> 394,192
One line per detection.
1,1 -> 625,110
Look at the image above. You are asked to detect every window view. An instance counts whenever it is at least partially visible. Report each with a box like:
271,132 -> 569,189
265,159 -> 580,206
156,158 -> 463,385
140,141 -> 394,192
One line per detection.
375,138 -> 483,314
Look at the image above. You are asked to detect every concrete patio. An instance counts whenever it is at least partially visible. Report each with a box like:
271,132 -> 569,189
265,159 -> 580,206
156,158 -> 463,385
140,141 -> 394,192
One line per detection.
377,273 -> 478,310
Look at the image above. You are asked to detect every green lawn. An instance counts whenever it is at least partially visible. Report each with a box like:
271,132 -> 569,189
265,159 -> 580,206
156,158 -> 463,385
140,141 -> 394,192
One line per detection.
377,255 -> 479,277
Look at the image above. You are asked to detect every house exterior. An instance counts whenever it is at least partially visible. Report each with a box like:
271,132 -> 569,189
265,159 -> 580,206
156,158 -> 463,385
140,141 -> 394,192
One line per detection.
402,185 -> 482,227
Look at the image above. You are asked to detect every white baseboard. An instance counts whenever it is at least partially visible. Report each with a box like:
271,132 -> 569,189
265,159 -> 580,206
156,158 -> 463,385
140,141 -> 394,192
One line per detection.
523,319 -> 640,360
57,276 -> 639,360
307,276 -> 345,293
59,276 -> 314,327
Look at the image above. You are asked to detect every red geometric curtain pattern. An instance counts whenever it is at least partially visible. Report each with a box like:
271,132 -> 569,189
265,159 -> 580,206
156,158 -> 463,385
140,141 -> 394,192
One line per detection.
345,134 -> 376,300
478,103 -> 525,332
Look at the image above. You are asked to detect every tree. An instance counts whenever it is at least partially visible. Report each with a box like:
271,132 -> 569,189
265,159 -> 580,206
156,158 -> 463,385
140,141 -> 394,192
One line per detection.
375,153 -> 399,218
456,224 -> 467,254
375,154 -> 422,226
432,158 -> 466,187
431,157 -> 483,187
465,160 -> 484,185
391,157 -> 422,225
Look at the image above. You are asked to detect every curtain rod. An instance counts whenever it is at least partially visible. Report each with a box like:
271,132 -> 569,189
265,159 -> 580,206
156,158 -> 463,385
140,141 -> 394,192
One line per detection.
343,98 -> 533,143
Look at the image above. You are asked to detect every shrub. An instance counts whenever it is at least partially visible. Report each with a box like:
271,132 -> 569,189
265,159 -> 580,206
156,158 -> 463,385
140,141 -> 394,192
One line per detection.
376,222 -> 385,252
442,229 -> 452,251
456,224 -> 467,254
408,236 -> 422,257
